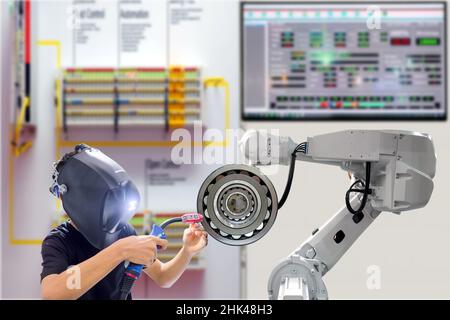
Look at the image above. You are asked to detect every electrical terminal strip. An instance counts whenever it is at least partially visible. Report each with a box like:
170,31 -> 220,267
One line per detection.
59,67 -> 202,132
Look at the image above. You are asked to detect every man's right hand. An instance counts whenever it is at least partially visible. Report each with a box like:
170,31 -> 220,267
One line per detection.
115,235 -> 168,266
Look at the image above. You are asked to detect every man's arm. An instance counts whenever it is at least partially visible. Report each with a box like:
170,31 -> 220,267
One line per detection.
144,247 -> 194,288
144,224 -> 207,288
41,235 -> 167,300
41,242 -> 124,300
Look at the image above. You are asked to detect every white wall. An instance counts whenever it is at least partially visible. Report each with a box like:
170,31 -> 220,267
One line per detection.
0,1 -> 4,298
1,0 -> 15,299
243,0 -> 450,298
245,122 -> 450,299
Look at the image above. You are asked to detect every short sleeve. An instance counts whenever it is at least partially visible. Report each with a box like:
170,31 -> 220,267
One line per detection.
40,235 -> 70,282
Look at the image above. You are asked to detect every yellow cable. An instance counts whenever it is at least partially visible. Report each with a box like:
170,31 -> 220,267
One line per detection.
37,40 -> 61,68
9,46 -> 231,245
12,96 -> 31,157
203,77 -> 231,147
8,127 -> 43,245
5,42 -> 65,245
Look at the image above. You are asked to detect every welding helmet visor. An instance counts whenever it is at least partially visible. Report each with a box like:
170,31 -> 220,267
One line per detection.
54,146 -> 140,249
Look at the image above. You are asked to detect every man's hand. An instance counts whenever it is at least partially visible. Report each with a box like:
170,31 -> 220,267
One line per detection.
116,235 -> 168,266
182,224 -> 208,256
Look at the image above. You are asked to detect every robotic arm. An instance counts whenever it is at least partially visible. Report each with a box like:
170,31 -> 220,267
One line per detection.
242,129 -> 436,300
241,129 -> 436,213
198,130 -> 436,300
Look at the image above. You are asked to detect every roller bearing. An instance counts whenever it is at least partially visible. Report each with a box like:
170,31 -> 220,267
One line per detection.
197,164 -> 278,246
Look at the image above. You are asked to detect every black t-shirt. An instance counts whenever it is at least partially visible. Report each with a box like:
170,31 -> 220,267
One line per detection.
40,221 -> 136,300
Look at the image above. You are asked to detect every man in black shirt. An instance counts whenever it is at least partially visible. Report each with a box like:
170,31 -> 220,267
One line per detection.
41,145 -> 207,300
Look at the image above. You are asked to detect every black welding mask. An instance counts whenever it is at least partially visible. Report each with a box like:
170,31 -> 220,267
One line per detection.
49,144 -> 140,249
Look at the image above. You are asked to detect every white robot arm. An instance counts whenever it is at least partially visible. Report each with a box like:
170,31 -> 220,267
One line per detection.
239,130 -> 436,299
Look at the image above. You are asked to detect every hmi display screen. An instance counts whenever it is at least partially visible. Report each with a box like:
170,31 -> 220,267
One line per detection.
241,2 -> 447,120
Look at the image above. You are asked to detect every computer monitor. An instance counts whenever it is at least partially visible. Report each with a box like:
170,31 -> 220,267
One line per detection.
241,2 -> 447,120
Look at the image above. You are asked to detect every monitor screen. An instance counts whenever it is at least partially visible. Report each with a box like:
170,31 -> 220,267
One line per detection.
241,2 -> 447,120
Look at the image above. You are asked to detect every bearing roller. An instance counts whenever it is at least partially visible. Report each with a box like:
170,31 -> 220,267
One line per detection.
197,164 -> 278,246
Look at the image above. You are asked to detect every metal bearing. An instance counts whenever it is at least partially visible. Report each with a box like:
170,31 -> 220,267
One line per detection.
197,164 -> 278,246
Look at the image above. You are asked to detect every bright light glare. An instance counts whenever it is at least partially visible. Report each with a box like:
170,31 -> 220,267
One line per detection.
128,200 -> 138,211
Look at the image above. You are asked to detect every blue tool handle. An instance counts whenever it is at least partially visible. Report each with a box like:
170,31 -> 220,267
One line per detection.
150,224 -> 167,249
126,263 -> 143,275
125,224 -> 167,278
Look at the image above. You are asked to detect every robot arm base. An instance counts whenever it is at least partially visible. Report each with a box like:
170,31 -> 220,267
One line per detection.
268,197 -> 379,300
268,255 -> 328,300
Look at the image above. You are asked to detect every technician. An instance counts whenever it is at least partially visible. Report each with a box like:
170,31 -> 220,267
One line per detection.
40,145 -> 208,300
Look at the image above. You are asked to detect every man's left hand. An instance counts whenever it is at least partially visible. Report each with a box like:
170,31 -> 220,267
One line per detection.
182,224 -> 208,256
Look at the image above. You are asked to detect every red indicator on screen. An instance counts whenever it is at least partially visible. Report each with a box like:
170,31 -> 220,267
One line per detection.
390,37 -> 411,46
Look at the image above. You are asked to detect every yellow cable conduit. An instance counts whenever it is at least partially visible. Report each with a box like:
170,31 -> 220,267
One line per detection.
9,40 -> 232,245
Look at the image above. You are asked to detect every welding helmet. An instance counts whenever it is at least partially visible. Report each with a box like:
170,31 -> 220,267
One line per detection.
49,144 -> 140,249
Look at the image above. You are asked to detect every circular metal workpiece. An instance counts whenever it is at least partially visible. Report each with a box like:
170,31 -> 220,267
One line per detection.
197,164 -> 278,246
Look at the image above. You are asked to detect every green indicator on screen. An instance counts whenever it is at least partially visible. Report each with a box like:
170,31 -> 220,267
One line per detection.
360,102 -> 385,108
343,67 -> 357,72
343,102 -> 352,108
416,38 -> 440,46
